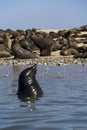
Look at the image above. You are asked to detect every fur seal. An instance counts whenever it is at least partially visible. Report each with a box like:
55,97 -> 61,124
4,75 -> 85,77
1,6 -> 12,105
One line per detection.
31,33 -> 53,56
17,64 -> 43,101
11,39 -> 37,59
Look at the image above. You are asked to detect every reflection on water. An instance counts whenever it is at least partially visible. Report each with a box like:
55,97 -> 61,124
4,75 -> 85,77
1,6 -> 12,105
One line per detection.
0,64 -> 87,129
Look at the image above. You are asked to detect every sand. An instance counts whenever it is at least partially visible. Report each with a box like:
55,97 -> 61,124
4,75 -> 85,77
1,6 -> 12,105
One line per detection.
0,50 -> 87,66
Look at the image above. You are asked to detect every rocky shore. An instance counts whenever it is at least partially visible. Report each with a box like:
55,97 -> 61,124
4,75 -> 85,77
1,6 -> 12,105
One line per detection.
0,25 -> 87,65
0,53 -> 87,66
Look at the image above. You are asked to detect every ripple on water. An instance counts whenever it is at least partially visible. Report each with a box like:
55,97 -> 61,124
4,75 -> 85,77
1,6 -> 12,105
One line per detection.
0,64 -> 87,129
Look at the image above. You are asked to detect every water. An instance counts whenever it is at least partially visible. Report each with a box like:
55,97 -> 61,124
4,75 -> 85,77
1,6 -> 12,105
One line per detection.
0,64 -> 87,130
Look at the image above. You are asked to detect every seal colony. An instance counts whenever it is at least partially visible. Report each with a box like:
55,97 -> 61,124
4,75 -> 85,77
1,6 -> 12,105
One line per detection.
17,64 -> 43,101
0,25 -> 87,60
0,25 -> 87,65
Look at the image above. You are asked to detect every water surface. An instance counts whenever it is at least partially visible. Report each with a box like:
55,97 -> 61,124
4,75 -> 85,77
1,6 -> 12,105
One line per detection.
0,64 -> 87,130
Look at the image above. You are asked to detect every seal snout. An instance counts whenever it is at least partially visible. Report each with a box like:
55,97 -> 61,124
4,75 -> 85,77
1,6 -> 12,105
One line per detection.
28,64 -> 37,78
32,64 -> 37,69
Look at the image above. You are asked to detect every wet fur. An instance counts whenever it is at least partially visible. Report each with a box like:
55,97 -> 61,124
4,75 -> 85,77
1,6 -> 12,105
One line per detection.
17,64 -> 43,101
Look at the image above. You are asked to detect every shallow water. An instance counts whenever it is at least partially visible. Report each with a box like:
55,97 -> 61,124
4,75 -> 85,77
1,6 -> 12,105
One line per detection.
0,64 -> 87,130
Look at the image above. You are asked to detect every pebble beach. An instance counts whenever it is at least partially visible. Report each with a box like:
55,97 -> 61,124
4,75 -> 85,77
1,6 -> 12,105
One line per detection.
0,52 -> 87,66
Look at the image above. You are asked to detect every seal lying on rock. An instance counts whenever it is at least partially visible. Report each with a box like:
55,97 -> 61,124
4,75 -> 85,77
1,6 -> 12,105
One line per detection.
17,64 -> 43,101
11,39 -> 37,59
31,33 -> 53,56
74,52 -> 87,58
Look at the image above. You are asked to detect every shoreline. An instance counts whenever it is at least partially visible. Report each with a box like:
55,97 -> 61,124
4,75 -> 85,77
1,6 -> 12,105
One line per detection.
0,54 -> 87,66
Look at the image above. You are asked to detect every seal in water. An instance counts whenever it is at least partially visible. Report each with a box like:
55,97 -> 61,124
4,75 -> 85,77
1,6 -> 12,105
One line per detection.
17,64 -> 43,101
